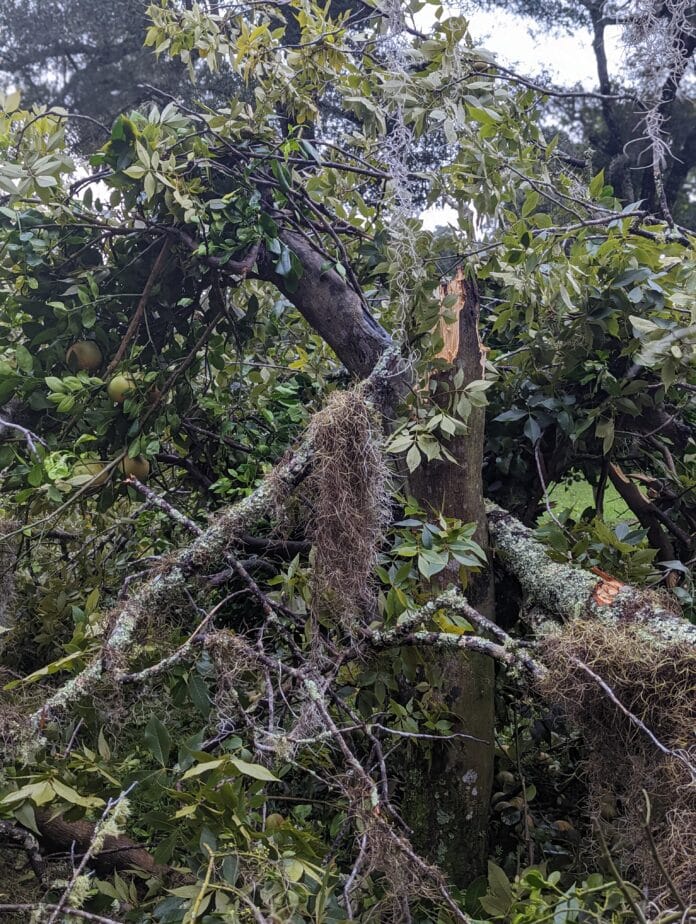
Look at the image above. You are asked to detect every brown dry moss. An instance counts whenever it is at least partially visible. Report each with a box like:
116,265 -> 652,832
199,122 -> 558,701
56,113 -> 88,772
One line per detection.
306,386 -> 390,632
538,620 -> 696,907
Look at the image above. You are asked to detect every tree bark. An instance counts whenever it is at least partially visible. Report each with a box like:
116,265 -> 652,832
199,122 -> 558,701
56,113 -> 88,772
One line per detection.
487,501 -> 696,645
401,270 -> 495,883
267,248 -> 496,881
257,231 -> 393,379
34,809 -> 172,878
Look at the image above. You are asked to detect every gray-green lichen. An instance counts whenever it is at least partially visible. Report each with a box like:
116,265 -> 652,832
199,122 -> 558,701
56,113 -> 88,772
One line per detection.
486,501 -> 696,646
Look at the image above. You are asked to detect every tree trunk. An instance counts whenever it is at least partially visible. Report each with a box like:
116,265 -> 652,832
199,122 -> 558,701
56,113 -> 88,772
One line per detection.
401,269 -> 495,883
257,231 -> 393,379
258,244 -> 496,882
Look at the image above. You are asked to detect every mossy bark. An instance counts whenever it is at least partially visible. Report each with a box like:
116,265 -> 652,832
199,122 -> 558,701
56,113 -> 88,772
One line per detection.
487,502 -> 696,646
402,271 -> 495,884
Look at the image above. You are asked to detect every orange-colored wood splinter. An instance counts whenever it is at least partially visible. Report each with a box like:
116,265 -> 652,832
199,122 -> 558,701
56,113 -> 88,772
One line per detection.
435,270 -> 466,363
590,566 -> 624,606
435,266 -> 487,373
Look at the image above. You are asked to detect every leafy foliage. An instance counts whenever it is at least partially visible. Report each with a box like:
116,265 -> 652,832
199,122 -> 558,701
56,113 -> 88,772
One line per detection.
0,0 -> 693,921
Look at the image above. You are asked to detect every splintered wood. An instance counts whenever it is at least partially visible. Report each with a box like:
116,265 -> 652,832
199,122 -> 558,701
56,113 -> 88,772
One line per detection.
435,266 -> 486,373
590,567 -> 624,606
435,267 -> 466,363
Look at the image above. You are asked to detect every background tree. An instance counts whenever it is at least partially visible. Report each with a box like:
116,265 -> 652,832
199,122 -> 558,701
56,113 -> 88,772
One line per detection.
0,0 -> 371,149
467,0 -> 696,226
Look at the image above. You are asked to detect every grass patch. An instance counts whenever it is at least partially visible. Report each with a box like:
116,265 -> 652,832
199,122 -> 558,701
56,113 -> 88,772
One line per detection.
539,477 -> 632,525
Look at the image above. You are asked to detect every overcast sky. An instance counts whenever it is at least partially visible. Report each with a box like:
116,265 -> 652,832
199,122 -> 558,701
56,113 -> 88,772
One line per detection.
464,9 -> 623,85
419,8 -> 624,228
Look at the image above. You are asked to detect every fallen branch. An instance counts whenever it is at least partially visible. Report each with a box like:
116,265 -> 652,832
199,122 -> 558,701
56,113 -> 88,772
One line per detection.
25,352 -> 403,738
366,588 -> 544,680
486,502 -> 696,646
47,786 -> 136,924
34,807 -> 169,878
28,443 -> 311,736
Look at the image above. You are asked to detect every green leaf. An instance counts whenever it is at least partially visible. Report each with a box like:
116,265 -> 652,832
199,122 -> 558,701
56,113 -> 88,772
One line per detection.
222,854 -> 240,885
589,169 -> 605,197
229,757 -> 280,782
82,304 -> 96,328
595,417 -> 615,454
405,444 -> 421,473
13,801 -> 40,835
3,650 -> 84,689
51,779 -> 105,808
2,89 -> 21,113
524,415 -> 541,444
2,781 -> 54,806
15,344 -> 33,373
521,190 -> 539,217
417,550 -> 449,579
493,408 -> 526,423
181,757 -> 226,780
144,714 -> 171,767
275,245 -> 292,277
187,673 -> 211,717
45,376 -> 66,393
284,858 -> 304,882
27,463 -> 43,487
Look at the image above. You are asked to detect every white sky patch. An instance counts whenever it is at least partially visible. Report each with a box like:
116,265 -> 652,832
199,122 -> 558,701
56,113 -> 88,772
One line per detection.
415,7 -> 624,88
413,8 -> 626,230
463,10 -> 624,86
421,204 -> 459,230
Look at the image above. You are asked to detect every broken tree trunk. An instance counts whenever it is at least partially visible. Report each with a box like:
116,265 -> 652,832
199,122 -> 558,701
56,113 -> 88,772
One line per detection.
403,269 -> 495,883
486,502 -> 696,906
262,236 -> 495,882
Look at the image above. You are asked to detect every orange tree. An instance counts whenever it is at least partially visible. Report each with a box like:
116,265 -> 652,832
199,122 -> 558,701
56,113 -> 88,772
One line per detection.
0,1 -> 694,920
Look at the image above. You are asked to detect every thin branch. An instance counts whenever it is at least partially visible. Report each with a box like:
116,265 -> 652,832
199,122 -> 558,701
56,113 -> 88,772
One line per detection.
104,237 -> 173,378
641,789 -> 688,912
0,415 -> 47,461
568,655 -> 696,779
0,908 -> 123,924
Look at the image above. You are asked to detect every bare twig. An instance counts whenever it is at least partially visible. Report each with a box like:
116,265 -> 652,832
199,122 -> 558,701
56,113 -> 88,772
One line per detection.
0,415 -> 47,461
104,236 -> 172,378
568,655 -> 696,779
0,907 -> 123,924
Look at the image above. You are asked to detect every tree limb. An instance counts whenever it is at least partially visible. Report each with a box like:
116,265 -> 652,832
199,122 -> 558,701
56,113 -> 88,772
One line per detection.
486,502 -> 696,646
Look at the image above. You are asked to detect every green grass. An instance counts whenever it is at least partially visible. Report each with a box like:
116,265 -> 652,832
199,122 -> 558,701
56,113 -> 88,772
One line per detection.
539,477 -> 633,525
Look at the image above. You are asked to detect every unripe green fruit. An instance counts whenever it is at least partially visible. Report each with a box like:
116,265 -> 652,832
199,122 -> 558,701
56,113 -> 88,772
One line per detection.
66,341 -> 103,372
72,461 -> 109,488
495,771 -> 515,789
265,813 -> 284,830
107,374 -> 136,404
119,455 -> 150,480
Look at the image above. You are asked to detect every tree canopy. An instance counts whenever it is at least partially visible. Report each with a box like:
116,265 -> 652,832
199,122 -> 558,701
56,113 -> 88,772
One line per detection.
0,1 -> 694,922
